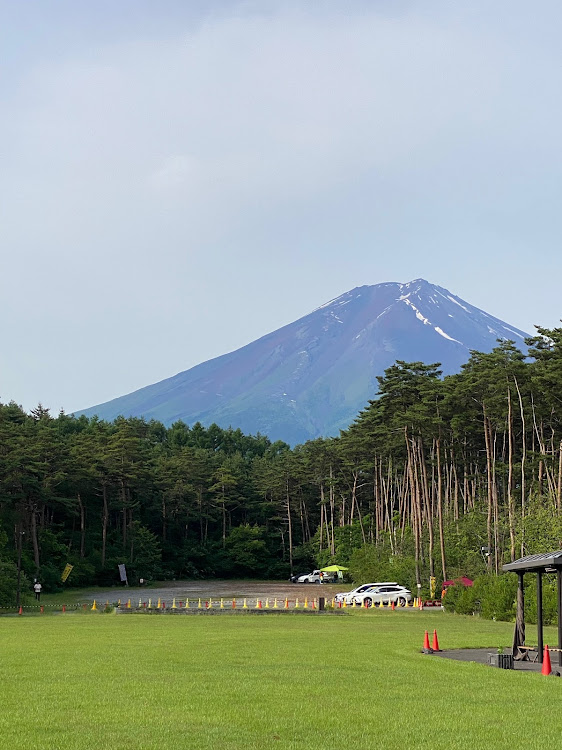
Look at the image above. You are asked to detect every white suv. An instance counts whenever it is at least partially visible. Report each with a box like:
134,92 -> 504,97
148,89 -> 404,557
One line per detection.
353,584 -> 412,608
334,582 -> 395,604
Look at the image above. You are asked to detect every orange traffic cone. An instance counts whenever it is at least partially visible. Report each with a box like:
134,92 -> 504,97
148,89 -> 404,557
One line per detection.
391,601 -> 395,611
432,629 -> 441,652
18,606 -> 22,616
62,604 -> 66,613
542,645 -> 552,675
422,630 -> 432,653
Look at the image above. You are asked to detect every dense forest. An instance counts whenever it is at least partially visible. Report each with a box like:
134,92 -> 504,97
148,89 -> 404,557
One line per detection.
2,325 -> 562,604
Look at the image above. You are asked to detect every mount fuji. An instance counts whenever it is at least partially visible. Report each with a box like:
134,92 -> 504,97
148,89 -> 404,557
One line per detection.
76,279 -> 529,444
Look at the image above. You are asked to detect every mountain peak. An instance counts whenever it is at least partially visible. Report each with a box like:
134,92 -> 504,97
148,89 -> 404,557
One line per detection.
77,281 -> 529,444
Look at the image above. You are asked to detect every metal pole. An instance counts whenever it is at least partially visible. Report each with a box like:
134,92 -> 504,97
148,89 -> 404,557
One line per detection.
537,572 -> 543,663
558,570 -> 562,667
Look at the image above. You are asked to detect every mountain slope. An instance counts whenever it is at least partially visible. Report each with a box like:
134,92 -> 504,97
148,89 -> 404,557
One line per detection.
76,279 -> 529,444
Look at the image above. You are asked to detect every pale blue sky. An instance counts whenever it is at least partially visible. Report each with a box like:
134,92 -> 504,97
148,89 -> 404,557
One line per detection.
1,1 -> 561,414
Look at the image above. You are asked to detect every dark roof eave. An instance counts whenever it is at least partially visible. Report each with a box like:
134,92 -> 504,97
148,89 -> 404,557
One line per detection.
503,551 -> 562,573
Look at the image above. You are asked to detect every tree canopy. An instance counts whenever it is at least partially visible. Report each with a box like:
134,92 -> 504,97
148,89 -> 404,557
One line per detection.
2,328 -> 562,599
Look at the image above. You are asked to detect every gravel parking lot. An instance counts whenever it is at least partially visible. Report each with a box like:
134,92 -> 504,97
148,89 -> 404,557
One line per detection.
83,579 -> 347,604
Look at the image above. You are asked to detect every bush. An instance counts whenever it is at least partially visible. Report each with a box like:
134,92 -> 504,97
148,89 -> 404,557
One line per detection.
450,584 -> 478,615
524,575 -> 558,625
442,580 -> 469,613
0,560 -> 28,606
477,575 -> 517,621
444,574 -> 517,621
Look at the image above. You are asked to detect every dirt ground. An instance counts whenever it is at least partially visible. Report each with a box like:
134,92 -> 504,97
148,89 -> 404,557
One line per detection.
83,580 -> 348,604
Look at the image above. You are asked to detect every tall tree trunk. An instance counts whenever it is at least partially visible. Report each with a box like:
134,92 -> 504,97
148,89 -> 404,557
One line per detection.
329,464 -> 335,555
101,482 -> 108,568
514,377 -> 526,556
319,486 -> 325,553
405,428 -> 421,588
221,488 -> 226,549
29,501 -> 40,573
286,477 -> 293,574
373,462 -> 380,543
491,429 -> 500,574
418,436 -> 434,579
507,389 -> 516,561
78,493 -> 85,559
436,437 -> 447,581
558,443 -> 562,514
483,407 -> 494,572
121,479 -> 127,549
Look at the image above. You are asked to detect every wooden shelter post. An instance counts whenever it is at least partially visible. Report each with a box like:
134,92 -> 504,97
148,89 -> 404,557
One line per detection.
536,572 -> 543,663
512,571 -> 525,656
558,570 -> 562,667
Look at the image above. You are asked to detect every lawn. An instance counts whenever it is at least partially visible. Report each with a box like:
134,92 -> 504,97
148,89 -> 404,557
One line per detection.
0,610 -> 559,749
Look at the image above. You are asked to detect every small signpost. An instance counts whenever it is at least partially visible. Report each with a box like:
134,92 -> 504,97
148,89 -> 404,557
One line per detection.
118,564 -> 128,586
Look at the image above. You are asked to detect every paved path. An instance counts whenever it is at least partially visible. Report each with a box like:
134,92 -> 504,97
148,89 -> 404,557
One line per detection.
434,647 -> 562,674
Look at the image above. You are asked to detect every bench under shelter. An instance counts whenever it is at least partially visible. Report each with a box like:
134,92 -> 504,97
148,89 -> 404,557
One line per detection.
503,551 -> 562,665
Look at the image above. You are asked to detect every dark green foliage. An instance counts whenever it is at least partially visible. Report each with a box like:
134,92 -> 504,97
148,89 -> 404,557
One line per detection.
223,525 -> 269,577
0,560 -> 25,606
349,544 -> 418,594
444,574 -> 517,622
2,327 -> 562,610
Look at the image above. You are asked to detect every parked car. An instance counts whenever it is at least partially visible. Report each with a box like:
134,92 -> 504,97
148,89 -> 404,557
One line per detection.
353,583 -> 412,608
289,573 -> 307,583
293,570 -> 324,584
334,583 -> 386,603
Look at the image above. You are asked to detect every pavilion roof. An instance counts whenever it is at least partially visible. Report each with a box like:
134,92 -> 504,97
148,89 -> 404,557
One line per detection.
503,550 -> 562,573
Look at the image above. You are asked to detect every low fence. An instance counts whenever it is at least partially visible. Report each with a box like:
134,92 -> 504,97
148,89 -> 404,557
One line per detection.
4,597 -> 442,615
114,596 -> 439,612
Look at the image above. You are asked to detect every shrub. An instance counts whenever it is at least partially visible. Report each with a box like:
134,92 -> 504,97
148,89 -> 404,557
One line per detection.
444,574 -> 517,621
477,575 -> 517,621
0,560 -> 27,606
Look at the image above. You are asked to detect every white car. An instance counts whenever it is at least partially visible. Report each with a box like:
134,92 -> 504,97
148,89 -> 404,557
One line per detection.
334,583 -> 389,604
353,584 -> 412,608
294,570 -> 323,584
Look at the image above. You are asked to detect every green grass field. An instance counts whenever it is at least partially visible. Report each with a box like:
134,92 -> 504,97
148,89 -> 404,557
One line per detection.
0,610 -> 559,749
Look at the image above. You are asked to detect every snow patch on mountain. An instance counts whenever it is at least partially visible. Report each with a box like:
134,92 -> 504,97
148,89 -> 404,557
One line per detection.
402,297 -> 431,325
434,326 -> 462,344
444,294 -> 470,312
